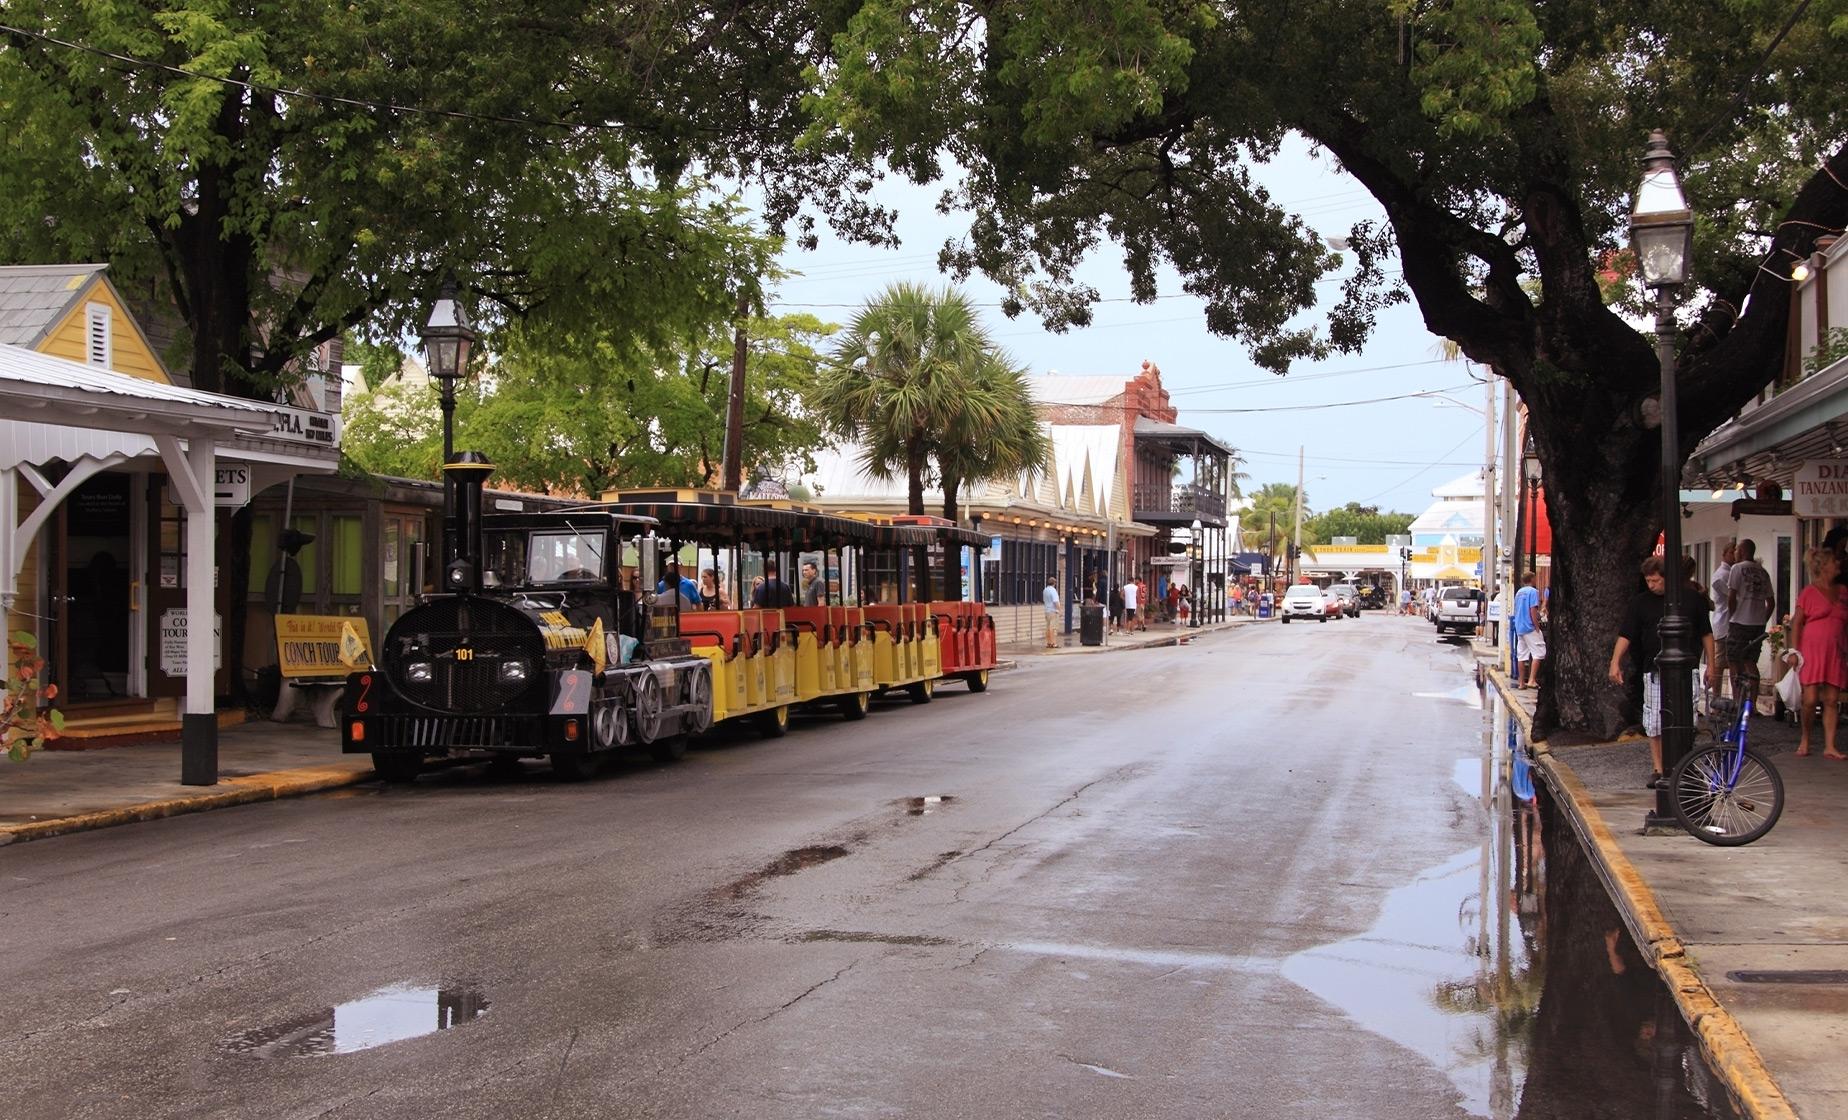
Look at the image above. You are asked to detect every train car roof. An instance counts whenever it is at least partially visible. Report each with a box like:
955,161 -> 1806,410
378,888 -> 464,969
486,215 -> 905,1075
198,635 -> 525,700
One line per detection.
597,489 -> 944,549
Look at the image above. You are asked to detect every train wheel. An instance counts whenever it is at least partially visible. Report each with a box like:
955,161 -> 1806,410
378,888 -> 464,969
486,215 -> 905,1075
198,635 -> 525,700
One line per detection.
371,752 -> 422,783
756,704 -> 790,738
965,669 -> 991,693
632,673 -> 665,744
650,735 -> 689,764
550,751 -> 600,781
838,691 -> 871,720
684,666 -> 714,735
907,679 -> 935,704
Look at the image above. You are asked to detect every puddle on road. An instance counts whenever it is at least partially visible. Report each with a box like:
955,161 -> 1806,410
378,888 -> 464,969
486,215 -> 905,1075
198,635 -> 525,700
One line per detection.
1281,691 -> 1737,1119
722,845 -> 851,898
1415,684 -> 1484,709
221,984 -> 489,1058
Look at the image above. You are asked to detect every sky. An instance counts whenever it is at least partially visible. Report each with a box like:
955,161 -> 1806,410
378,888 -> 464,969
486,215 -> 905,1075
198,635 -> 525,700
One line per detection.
763,135 -> 1496,517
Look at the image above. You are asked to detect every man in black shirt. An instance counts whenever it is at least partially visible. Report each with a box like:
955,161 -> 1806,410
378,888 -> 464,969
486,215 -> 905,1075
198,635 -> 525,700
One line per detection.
753,561 -> 795,608
1609,554 -> 1719,789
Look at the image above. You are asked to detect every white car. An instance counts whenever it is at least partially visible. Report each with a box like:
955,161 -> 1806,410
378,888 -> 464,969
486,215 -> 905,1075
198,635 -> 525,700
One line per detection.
1280,585 -> 1337,623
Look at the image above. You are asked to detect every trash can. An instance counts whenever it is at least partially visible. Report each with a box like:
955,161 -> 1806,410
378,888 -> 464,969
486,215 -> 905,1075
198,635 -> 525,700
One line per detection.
1079,603 -> 1105,646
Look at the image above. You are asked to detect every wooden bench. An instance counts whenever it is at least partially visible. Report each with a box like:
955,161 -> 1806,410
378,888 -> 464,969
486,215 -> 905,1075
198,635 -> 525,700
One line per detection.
271,614 -> 374,729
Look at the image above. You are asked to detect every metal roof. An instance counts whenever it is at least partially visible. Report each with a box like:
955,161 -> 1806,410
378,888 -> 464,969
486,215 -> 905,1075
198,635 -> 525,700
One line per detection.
1131,415 -> 1238,458
0,264 -> 107,347
0,343 -> 277,437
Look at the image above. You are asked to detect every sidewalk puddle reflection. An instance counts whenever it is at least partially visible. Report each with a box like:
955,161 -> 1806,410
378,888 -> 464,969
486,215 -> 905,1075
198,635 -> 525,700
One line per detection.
221,984 -> 489,1058
1281,691 -> 1737,1118
1415,685 -> 1485,709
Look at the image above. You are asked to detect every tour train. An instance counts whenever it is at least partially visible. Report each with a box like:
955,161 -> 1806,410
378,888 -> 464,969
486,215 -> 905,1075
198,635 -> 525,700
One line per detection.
339,455 -> 1000,781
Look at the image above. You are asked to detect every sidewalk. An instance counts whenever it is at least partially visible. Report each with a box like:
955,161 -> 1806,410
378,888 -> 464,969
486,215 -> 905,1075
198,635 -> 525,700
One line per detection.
1003,613 -> 1268,656
0,720 -> 370,845
1495,670 -> 1843,1120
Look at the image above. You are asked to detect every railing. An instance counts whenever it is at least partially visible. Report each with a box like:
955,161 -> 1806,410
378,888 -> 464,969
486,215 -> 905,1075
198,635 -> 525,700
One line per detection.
1132,483 -> 1226,519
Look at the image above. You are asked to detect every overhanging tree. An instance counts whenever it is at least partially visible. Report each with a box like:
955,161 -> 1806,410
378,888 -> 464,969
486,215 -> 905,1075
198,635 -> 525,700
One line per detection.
807,0 -> 1848,737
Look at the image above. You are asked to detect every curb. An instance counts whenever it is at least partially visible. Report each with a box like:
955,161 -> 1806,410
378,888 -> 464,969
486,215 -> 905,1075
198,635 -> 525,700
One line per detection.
1486,668 -> 1797,1120
0,764 -> 375,846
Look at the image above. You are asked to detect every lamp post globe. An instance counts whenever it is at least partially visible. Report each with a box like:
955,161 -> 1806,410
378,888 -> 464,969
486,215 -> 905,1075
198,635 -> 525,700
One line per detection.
1629,130 -> 1697,829
422,280 -> 477,567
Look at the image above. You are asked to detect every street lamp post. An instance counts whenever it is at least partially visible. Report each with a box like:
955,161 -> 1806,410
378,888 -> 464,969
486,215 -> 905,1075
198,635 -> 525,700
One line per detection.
1630,129 -> 1697,830
1190,517 -> 1203,627
422,280 -> 476,567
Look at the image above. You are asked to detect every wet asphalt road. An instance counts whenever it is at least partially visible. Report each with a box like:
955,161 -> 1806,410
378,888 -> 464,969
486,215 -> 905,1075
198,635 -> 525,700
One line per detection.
0,615 -> 1495,1119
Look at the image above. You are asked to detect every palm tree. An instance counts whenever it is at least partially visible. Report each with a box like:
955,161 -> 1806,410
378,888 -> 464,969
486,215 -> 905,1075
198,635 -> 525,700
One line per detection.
935,352 -> 1051,596
812,283 -> 990,515
1242,482 -> 1319,560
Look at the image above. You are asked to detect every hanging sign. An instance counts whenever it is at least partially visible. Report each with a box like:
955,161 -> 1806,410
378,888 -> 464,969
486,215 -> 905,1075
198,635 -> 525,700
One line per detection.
1793,460 -> 1848,517
213,462 -> 252,508
158,609 -> 222,676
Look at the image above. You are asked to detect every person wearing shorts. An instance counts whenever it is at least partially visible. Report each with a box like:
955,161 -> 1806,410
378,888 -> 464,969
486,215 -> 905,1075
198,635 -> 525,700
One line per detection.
1122,578 -> 1140,629
1726,538 -> 1774,706
1511,572 -> 1545,688
1611,554 -> 1718,789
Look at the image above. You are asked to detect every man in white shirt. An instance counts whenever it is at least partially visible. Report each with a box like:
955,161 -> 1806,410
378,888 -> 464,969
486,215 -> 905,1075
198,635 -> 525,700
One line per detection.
1121,578 -> 1140,631
1042,575 -> 1061,648
1710,540 -> 1735,695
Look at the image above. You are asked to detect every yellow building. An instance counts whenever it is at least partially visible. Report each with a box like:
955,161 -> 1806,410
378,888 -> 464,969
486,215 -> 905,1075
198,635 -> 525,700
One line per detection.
1,264 -> 339,753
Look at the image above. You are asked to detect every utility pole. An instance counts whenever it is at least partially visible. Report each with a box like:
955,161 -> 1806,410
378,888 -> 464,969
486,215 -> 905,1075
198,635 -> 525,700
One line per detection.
720,289 -> 750,492
1482,376 -> 1498,635
1292,446 -> 1305,585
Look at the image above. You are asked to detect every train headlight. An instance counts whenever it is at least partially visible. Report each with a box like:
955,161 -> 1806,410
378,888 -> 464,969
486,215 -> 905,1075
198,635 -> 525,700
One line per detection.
406,661 -> 434,683
499,660 -> 529,684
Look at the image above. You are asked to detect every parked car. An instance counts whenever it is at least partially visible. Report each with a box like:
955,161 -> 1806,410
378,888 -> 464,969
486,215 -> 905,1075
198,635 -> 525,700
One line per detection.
1434,586 -> 1486,636
1281,584 -> 1338,623
1326,583 -> 1362,618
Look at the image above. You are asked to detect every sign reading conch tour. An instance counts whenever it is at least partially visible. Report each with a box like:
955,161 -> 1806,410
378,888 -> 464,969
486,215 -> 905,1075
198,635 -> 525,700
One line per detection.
1793,460 -> 1848,517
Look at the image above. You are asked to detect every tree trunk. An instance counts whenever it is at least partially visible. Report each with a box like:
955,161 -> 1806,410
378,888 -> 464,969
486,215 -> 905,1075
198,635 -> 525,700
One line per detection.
1528,398 -> 1662,742
940,472 -> 962,600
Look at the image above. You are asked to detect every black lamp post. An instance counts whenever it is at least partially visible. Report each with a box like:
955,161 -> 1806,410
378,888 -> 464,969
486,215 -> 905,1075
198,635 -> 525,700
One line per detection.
1630,129 -> 1697,829
422,280 -> 476,565
1523,444 -> 1542,584
1190,518 -> 1203,627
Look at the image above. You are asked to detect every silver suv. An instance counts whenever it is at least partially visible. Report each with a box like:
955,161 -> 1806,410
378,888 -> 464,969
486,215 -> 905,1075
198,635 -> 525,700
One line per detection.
1434,587 -> 1485,636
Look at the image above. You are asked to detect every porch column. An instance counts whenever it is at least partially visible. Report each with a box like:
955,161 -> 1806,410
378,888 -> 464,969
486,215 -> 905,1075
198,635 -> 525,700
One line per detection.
154,434 -> 221,785
0,466 -> 15,616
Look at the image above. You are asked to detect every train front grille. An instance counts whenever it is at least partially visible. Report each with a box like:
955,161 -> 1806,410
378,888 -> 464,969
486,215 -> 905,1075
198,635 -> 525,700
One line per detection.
368,714 -> 543,750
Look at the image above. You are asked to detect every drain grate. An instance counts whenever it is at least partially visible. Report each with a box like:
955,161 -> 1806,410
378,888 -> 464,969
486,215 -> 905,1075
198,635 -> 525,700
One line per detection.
1726,969 -> 1848,985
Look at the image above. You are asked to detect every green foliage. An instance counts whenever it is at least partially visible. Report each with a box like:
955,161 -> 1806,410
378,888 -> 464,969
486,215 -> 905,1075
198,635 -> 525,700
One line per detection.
447,311 -> 833,498
3,631 -> 63,761
339,374 -> 443,482
1805,327 -> 1848,378
1305,503 -> 1416,545
0,2 -> 871,394
1242,483 -> 1318,554
812,283 -> 1034,514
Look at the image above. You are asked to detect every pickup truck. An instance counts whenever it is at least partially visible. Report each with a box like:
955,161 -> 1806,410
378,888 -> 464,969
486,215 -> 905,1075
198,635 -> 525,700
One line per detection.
1433,587 -> 1485,636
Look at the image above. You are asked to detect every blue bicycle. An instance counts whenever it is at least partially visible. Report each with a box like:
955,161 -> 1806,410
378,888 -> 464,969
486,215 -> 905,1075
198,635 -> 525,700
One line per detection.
1673,692 -> 1785,845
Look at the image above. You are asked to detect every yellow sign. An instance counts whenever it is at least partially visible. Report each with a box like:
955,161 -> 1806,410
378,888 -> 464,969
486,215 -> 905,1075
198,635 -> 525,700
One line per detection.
275,614 -> 373,677
585,618 -> 607,673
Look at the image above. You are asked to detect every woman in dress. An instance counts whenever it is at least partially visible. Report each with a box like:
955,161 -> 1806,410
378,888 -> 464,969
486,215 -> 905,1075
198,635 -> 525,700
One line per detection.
1786,546 -> 1848,758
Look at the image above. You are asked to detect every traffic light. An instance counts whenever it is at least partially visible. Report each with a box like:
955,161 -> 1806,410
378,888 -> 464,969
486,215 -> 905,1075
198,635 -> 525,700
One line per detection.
1399,546 -> 1412,561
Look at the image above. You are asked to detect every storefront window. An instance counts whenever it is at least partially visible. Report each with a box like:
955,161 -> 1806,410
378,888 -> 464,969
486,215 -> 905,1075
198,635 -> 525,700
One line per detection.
248,514 -> 274,599
332,516 -> 363,596
292,515 -> 319,594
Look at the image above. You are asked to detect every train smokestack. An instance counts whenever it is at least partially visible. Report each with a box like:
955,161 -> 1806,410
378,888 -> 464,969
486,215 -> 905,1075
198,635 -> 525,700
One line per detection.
442,451 -> 495,593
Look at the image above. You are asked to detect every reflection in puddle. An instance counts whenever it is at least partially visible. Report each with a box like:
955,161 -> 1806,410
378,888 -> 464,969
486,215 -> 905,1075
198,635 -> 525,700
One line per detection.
1415,684 -> 1484,709
222,985 -> 489,1057
903,795 -> 957,816
1281,690 -> 1735,1119
722,845 -> 851,898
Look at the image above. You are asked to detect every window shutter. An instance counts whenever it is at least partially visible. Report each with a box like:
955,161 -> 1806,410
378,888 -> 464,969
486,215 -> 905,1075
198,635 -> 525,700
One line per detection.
85,302 -> 111,367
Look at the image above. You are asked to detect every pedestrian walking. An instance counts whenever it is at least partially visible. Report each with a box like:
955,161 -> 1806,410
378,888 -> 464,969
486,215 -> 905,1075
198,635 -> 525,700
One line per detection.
1709,539 -> 1735,694
1109,583 -> 1124,632
1512,572 -> 1545,689
1042,575 -> 1061,649
1121,577 -> 1140,631
1726,538 -> 1774,708
1609,554 -> 1719,790
1786,546 -> 1848,759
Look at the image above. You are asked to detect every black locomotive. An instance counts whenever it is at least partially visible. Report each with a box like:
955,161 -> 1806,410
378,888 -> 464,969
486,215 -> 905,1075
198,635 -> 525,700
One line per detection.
340,455 -> 713,781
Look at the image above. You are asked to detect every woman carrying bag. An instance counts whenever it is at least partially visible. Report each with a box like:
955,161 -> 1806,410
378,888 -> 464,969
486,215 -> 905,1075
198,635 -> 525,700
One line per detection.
1785,547 -> 1848,758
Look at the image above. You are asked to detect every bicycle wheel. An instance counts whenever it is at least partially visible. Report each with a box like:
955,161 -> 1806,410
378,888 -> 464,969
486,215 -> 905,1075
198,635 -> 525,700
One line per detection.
1670,744 -> 1784,846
